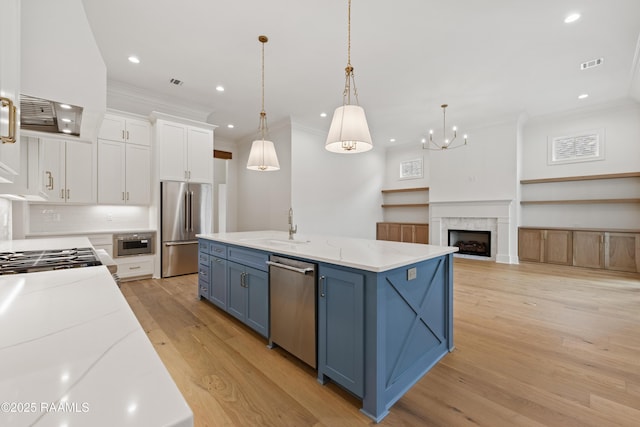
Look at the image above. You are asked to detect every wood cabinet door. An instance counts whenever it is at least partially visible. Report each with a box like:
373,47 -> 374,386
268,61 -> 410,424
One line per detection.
573,231 -> 605,269
400,224 -> 414,243
158,121 -> 187,181
376,223 -> 388,240
544,230 -> 573,265
387,223 -> 402,242
226,261 -> 246,322
245,266 -> 269,337
605,233 -> 639,272
186,127 -> 213,183
40,138 -> 65,202
414,224 -> 429,244
518,228 -> 544,262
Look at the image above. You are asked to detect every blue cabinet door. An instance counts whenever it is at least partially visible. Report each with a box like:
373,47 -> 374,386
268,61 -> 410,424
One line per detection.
210,257 -> 227,310
227,261 -> 246,321
245,266 -> 269,337
317,264 -> 364,397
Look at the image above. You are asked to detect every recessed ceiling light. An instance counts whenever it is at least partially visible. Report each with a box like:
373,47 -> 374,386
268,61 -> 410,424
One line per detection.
421,138 -> 427,143
389,138 -> 396,143
128,55 -> 140,64
320,112 -> 327,118
227,124 -> 234,128
216,85 -> 225,92
578,93 -> 589,99
564,13 -> 580,23
59,104 -> 72,110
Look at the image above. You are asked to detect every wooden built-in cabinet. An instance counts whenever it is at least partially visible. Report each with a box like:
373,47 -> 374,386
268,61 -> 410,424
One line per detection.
377,222 -> 429,244
519,227 -> 640,273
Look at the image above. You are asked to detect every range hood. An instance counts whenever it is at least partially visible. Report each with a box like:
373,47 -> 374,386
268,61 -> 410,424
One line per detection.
20,0 -> 106,142
20,94 -> 83,137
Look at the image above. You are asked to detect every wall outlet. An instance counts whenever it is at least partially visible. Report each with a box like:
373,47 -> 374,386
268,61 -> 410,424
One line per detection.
106,212 -> 113,221
407,267 -> 417,281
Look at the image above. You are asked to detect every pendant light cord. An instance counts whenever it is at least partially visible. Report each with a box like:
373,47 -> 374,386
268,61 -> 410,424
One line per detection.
258,36 -> 268,141
343,0 -> 359,106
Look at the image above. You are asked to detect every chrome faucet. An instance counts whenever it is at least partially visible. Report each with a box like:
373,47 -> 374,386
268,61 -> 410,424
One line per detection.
288,207 -> 298,240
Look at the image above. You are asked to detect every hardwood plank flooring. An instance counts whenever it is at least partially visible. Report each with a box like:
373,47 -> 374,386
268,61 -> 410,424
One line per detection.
120,259 -> 640,426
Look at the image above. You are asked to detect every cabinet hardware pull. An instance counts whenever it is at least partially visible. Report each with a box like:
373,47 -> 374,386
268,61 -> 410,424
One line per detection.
0,96 -> 17,144
122,192 -> 125,200
122,130 -> 125,140
45,171 -> 54,190
129,266 -> 141,270
66,189 -> 70,199
60,189 -> 65,199
126,130 -> 130,140
320,275 -> 326,297
126,191 -> 130,200
266,261 -> 313,274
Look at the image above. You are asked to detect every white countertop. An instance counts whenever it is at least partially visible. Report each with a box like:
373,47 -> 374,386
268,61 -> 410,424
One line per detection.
198,231 -> 458,272
0,238 -> 192,427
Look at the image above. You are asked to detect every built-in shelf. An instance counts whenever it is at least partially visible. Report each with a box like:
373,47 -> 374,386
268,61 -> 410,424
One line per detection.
520,199 -> 640,205
381,187 -> 429,194
381,203 -> 429,208
520,172 -> 640,184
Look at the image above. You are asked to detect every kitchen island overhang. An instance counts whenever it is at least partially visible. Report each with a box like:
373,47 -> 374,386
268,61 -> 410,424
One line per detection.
197,231 -> 457,422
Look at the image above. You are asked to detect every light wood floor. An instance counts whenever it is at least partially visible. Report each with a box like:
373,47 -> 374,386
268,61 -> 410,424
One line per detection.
120,259 -> 640,427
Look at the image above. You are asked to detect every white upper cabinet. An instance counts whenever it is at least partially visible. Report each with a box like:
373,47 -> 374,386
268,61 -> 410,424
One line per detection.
99,113 -> 150,146
153,114 -> 215,183
0,0 -> 21,183
40,139 -> 96,204
97,139 -> 150,205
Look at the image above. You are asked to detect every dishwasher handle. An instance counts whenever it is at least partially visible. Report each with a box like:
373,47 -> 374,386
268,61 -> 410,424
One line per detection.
266,260 -> 314,275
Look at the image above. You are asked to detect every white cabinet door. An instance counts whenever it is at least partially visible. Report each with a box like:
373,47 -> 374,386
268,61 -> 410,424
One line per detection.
40,139 -> 65,201
97,139 -> 125,204
65,141 -> 95,204
187,127 -> 213,183
158,121 -> 187,181
98,114 -> 126,142
125,144 -> 150,205
0,0 -> 21,182
125,118 -> 150,146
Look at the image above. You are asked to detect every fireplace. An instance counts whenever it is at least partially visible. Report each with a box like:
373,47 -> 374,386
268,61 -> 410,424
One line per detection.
448,229 -> 491,257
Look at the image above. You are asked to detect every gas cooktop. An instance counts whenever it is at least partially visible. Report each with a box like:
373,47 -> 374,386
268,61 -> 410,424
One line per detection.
0,247 -> 103,275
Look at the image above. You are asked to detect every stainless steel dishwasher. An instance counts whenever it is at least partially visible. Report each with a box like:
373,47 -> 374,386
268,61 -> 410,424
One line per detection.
267,255 -> 317,368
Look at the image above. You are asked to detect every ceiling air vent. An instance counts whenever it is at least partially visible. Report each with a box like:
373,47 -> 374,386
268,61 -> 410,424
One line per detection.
169,78 -> 184,86
580,57 -> 604,70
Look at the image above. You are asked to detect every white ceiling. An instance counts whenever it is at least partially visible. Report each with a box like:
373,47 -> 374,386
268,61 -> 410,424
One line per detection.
81,0 -> 640,147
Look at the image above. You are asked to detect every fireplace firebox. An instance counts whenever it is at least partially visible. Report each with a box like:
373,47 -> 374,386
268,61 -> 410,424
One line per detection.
448,229 -> 491,257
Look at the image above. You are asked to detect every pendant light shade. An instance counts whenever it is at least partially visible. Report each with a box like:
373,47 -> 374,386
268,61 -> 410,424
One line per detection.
326,0 -> 372,154
247,139 -> 280,171
247,35 -> 280,171
325,105 -> 372,153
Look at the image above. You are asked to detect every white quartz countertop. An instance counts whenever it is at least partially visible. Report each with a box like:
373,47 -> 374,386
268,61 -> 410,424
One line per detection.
0,238 -> 192,427
197,231 -> 458,272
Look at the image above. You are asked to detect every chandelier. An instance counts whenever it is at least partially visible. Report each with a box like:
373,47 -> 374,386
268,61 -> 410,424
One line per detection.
325,0 -> 372,153
422,104 -> 468,150
247,35 -> 280,171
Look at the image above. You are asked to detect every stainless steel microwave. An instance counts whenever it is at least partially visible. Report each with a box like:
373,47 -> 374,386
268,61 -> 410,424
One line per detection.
113,232 -> 155,257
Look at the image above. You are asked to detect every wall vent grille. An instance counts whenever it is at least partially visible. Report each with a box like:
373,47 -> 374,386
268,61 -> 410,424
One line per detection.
169,78 -> 184,86
580,58 -> 604,70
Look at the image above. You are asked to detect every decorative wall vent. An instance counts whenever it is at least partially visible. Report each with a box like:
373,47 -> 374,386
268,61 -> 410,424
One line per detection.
169,78 -> 184,86
580,57 -> 604,70
548,129 -> 604,164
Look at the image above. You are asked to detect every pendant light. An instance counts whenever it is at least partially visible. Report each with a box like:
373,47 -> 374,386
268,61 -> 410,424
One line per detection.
422,104 -> 468,150
247,35 -> 280,171
325,0 -> 372,153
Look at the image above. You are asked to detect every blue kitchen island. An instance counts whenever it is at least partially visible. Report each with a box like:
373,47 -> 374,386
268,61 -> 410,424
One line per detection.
197,230 -> 457,422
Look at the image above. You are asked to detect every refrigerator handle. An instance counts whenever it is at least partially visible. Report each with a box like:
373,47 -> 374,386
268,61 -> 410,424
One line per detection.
190,191 -> 195,231
184,192 -> 188,231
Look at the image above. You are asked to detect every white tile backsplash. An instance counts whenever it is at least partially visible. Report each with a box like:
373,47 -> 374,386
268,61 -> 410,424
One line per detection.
29,204 -> 150,234
0,199 -> 12,240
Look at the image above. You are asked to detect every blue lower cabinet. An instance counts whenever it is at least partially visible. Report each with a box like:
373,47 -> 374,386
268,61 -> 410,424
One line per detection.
198,263 -> 210,300
317,264 -> 364,398
209,257 -> 227,310
226,260 -> 269,338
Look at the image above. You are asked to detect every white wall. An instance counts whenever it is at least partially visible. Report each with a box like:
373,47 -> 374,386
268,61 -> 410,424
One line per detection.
291,122 -> 385,239
520,101 -> 640,229
429,121 -> 519,202
236,120 -> 292,232
383,145 -> 430,223
213,137 -> 238,232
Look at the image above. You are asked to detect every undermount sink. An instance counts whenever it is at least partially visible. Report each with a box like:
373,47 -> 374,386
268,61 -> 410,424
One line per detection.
263,238 -> 310,245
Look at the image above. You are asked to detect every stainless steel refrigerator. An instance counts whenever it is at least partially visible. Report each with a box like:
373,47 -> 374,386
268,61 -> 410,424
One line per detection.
161,181 -> 212,277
